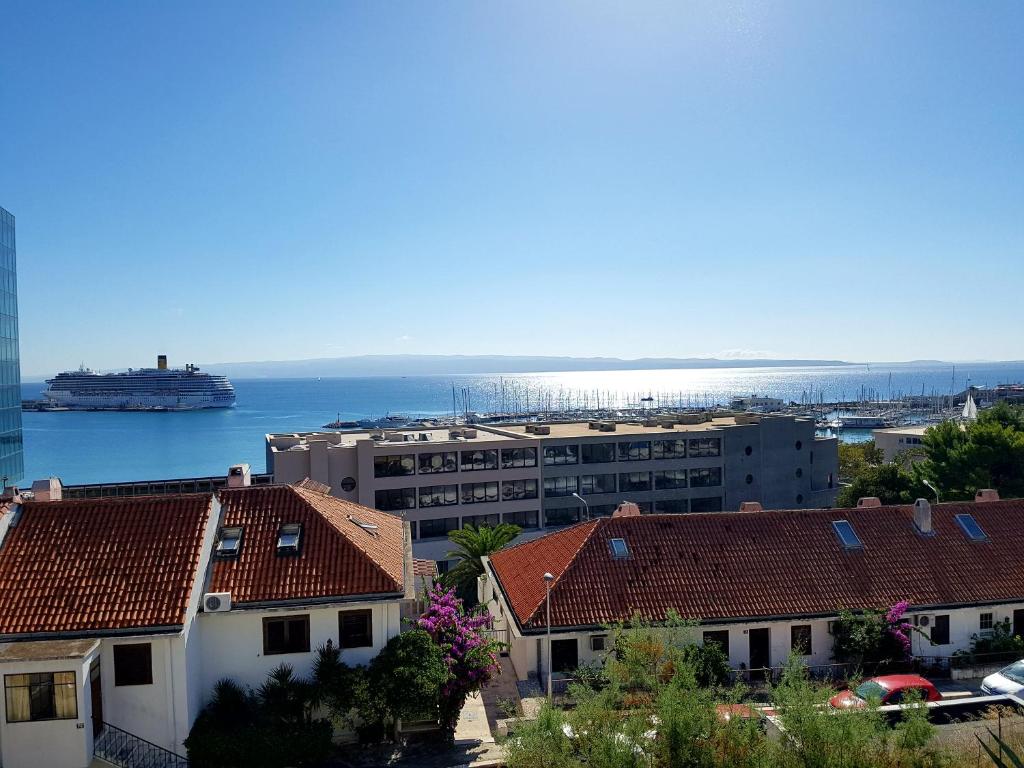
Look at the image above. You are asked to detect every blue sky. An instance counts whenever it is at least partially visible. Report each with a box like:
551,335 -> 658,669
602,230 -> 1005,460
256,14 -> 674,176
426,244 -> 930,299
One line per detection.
2,1 -> 1022,377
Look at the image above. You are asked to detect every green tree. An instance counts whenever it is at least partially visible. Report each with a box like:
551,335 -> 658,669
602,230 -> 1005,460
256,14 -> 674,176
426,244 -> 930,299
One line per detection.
836,462 -> 924,507
444,522 -> 521,602
368,629 -> 448,723
838,440 -> 884,482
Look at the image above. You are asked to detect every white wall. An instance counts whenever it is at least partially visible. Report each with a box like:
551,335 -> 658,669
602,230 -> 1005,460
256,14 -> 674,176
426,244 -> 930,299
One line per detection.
99,636 -> 182,751
197,599 -> 403,702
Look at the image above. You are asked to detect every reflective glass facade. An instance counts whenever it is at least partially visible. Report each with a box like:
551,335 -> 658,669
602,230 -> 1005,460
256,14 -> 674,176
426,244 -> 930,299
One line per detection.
0,207 -> 22,485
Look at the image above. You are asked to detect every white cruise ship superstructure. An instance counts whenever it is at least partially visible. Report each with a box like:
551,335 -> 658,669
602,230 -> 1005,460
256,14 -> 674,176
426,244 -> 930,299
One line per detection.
43,355 -> 235,410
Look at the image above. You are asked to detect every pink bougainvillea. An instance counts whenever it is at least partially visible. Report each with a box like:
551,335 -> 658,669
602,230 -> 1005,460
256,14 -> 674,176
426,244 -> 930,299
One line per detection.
417,584 -> 501,740
885,600 -> 915,661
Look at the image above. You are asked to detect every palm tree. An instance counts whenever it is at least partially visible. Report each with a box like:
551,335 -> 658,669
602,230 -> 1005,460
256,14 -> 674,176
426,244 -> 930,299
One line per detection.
444,522 -> 521,603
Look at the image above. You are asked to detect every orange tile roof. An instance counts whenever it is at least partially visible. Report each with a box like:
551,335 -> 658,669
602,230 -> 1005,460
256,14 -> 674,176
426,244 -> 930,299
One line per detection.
488,500 -> 1024,632
211,485 -> 406,605
0,495 -> 214,636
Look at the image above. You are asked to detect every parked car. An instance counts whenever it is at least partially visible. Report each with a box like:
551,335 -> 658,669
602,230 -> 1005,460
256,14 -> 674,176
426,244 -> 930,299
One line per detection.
829,674 -> 942,709
981,660 -> 1024,696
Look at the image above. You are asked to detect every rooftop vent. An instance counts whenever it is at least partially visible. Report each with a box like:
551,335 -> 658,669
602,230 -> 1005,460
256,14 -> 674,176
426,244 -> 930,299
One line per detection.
857,497 -> 882,508
276,523 -> 302,555
227,463 -> 251,488
588,422 -> 602,430
832,519 -> 863,550
215,526 -> 244,558
975,489 -> 1000,502
739,501 -> 763,512
598,422 -> 617,432
612,502 -> 642,518
533,425 -> 551,435
954,513 -> 988,542
347,514 -> 380,534
913,498 -> 933,535
609,538 -> 630,559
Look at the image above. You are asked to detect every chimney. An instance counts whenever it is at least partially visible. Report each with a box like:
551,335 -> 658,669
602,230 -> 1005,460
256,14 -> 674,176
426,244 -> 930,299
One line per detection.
157,354 -> 168,370
739,501 -> 763,512
857,497 -> 882,508
913,498 -> 932,535
30,477 -> 63,502
227,463 -> 252,488
975,489 -> 1000,502
612,502 -> 641,518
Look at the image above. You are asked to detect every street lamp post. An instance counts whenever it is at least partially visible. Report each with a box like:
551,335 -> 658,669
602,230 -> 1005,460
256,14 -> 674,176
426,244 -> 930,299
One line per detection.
543,571 -> 554,699
571,492 -> 590,521
923,479 -> 940,504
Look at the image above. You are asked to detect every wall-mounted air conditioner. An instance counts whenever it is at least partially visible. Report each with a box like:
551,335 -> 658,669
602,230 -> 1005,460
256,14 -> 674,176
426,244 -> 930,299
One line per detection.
204,592 -> 232,613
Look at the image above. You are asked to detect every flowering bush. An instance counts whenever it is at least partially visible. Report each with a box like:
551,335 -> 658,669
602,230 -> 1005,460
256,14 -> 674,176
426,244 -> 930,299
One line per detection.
832,601 -> 917,670
885,600 -> 915,661
417,584 -> 502,741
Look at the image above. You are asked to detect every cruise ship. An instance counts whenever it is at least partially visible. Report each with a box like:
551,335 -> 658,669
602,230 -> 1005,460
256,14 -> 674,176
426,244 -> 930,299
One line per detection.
43,355 -> 236,410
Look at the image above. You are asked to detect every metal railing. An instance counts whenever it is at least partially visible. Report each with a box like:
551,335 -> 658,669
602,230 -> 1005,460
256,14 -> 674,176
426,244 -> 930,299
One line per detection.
94,722 -> 189,768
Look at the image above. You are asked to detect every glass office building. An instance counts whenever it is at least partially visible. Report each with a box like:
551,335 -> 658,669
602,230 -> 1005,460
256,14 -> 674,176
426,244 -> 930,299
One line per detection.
0,206 -> 23,485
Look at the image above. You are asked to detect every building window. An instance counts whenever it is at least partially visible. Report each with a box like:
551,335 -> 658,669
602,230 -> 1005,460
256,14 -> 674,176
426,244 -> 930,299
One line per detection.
688,438 -> 721,458
263,615 -> 310,655
581,443 -> 617,464
543,476 -> 578,498
589,504 -> 618,518
654,499 -> 688,513
690,496 -> 723,512
375,487 -> 417,511
461,481 -> 499,504
980,613 -> 994,631
579,474 -> 616,495
340,476 -> 357,492
276,523 -> 302,555
418,451 -> 457,474
795,468 -> 803,478
460,449 -> 498,472
374,454 -> 415,478
503,510 -> 539,529
744,445 -> 753,456
501,447 -> 537,468
591,635 -> 607,652
703,630 -> 729,658
544,507 -> 581,527
502,479 -> 538,501
930,615 -> 950,646
419,517 -> 460,539
462,513 -> 500,529
653,469 -> 687,490
339,610 -> 373,649
543,445 -> 579,466
4,672 -> 78,722
418,484 -> 458,508
745,474 -> 753,484
791,625 -> 812,655
215,526 -> 244,558
618,472 -> 651,492
795,441 -> 803,451
617,441 -> 651,462
689,467 -> 722,487
114,643 -> 153,686
652,439 -> 686,460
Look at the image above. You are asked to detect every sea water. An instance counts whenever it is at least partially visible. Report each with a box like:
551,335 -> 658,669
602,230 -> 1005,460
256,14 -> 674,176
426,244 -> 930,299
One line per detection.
19,361 -> 1024,484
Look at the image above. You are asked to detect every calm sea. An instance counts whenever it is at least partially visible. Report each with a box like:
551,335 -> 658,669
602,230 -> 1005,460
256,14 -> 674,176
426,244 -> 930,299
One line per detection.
19,361 -> 1024,485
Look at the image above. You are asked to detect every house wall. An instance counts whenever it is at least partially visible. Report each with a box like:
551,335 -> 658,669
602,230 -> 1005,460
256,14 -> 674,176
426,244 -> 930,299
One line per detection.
0,654 -> 95,768
98,635 -> 179,751
196,599 -> 403,701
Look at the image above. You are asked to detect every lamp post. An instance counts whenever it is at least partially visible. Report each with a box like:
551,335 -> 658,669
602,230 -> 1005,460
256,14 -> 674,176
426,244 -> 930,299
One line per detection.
572,492 -> 590,521
543,571 -> 554,699
923,479 -> 940,504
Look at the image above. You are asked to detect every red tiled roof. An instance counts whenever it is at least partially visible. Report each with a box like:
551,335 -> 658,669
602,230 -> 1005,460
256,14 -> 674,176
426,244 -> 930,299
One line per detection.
0,495 -> 214,636
488,500 -> 1024,631
211,486 -> 405,605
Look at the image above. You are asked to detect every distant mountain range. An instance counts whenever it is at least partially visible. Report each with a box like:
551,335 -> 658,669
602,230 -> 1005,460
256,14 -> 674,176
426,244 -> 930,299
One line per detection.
197,354 -> 854,379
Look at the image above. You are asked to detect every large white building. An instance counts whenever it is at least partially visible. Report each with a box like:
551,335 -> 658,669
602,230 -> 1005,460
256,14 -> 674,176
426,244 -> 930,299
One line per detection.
267,414 -> 839,564
0,474 -> 416,768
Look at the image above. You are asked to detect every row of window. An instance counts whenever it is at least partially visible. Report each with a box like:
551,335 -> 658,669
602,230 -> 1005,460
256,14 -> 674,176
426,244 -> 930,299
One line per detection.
543,438 -> 721,466
263,610 -> 373,655
414,510 -> 541,538
543,468 -> 722,497
374,448 -> 539,477
375,479 -> 540,511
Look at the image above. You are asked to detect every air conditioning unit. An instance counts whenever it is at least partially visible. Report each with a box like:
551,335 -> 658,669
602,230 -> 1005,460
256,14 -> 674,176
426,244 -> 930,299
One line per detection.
914,615 -> 931,628
204,592 -> 232,613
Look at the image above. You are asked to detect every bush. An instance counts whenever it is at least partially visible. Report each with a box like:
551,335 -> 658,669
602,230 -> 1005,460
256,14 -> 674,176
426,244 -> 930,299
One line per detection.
369,629 -> 448,722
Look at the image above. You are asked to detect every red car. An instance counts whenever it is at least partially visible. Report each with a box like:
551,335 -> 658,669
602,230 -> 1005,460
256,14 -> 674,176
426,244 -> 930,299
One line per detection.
829,674 -> 941,709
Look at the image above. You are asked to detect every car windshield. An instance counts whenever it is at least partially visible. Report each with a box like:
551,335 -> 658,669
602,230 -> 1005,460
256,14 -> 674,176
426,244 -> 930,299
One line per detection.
1000,662 -> 1024,685
854,681 -> 888,701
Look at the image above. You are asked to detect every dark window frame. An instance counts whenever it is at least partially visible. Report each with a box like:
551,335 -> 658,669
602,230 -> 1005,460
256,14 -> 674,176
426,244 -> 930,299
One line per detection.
374,487 -> 417,511
931,615 -> 950,646
703,630 -> 730,658
790,625 -> 812,655
688,438 -> 721,458
500,447 -> 538,469
581,442 -> 617,464
373,454 -> 416,478
418,484 -> 458,508
113,643 -> 153,686
339,609 -> 373,649
616,441 -> 651,462
460,449 -> 499,472
460,481 -> 499,504
263,615 -> 311,655
4,672 -> 78,723
417,451 -> 458,475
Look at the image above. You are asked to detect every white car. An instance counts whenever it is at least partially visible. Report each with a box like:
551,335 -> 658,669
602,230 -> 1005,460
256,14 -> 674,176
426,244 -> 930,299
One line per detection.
981,660 -> 1024,696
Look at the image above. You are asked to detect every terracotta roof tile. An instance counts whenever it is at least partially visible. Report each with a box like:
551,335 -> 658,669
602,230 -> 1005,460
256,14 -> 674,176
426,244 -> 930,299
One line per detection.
211,485 -> 405,605
488,500 -> 1024,631
0,495 -> 214,636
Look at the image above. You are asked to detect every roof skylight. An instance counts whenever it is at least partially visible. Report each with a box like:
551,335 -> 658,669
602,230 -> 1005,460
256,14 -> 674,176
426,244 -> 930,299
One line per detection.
276,523 -> 302,555
832,520 -> 863,550
215,526 -> 243,558
609,538 -> 629,559
954,513 -> 988,542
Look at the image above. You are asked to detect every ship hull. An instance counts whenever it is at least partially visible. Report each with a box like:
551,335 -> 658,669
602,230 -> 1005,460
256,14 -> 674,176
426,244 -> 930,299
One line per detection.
41,391 -> 235,411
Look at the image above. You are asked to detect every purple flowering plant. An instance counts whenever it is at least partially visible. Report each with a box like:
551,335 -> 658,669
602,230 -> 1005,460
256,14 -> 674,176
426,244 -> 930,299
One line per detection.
884,599 -> 916,661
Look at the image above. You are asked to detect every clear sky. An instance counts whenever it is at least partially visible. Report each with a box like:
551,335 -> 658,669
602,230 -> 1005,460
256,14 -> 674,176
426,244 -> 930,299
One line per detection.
2,1 -> 1022,377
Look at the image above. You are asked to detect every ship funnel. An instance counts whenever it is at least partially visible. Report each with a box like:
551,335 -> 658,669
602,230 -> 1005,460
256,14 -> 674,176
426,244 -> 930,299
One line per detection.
157,354 -> 167,370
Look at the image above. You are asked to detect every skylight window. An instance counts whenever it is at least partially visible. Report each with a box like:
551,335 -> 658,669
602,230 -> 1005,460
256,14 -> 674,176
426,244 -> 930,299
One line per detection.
215,526 -> 243,558
954,514 -> 988,542
609,538 -> 629,559
832,520 -> 863,550
276,523 -> 302,555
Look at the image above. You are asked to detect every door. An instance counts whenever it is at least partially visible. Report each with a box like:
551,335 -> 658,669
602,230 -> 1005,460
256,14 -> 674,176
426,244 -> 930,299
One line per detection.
1014,609 -> 1024,639
748,628 -> 771,679
90,660 -> 103,737
551,639 -> 579,674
